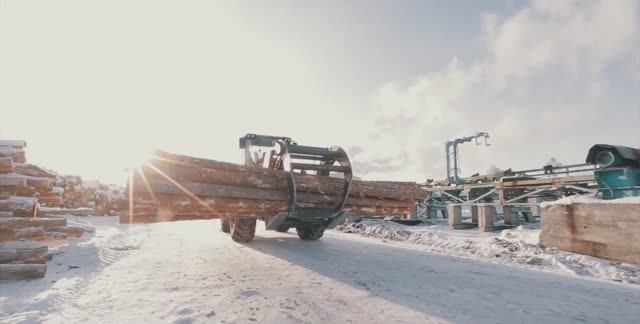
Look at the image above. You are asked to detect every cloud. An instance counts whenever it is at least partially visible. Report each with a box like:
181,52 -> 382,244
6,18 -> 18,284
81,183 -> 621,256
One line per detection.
356,0 -> 640,181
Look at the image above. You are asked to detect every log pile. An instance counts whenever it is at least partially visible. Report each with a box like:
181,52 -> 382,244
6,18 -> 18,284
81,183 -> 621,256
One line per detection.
52,176 -> 124,215
122,150 -> 427,223
0,139 -> 86,280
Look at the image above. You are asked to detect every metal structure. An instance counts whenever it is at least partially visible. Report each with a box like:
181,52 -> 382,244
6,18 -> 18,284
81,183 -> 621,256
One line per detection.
423,162 -> 597,219
238,133 -> 353,240
420,135 -> 620,230
445,132 -> 490,184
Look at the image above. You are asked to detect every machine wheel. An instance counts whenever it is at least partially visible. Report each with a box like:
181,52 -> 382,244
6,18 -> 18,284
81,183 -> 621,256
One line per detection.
275,224 -> 290,233
296,226 -> 324,240
220,219 -> 230,233
230,218 -> 256,242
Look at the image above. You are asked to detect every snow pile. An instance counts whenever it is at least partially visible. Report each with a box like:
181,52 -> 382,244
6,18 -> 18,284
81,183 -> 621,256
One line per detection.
540,194 -> 640,207
336,220 -> 640,284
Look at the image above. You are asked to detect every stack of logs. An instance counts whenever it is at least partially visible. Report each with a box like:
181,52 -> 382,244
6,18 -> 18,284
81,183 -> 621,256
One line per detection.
123,150 -> 427,223
0,140 -> 85,280
0,140 -> 63,207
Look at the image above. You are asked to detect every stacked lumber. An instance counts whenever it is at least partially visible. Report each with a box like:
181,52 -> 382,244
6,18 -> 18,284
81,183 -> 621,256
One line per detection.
0,139 -> 87,280
0,140 -> 60,209
0,241 -> 48,280
122,150 -> 427,223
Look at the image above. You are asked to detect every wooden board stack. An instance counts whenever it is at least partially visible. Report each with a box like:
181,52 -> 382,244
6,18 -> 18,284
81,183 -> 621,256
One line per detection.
122,150 -> 427,223
0,139 -> 85,280
0,140 -> 63,208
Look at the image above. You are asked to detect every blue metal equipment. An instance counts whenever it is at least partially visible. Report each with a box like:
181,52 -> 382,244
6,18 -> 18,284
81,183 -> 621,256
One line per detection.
586,144 -> 640,199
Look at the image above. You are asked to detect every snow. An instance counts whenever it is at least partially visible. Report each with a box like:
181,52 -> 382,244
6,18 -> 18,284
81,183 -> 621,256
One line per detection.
540,194 -> 640,206
2,217 -> 640,323
337,219 -> 640,284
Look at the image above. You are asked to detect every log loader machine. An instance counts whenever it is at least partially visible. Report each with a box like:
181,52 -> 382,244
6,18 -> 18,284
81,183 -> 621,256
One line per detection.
220,134 -> 353,242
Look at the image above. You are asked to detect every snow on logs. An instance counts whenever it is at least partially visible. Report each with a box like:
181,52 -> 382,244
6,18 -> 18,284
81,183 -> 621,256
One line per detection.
123,150 -> 427,223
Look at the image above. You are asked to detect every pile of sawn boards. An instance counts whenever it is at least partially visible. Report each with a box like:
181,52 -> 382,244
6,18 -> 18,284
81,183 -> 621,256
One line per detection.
122,150 -> 427,223
0,140 -> 63,208
0,139 -> 85,280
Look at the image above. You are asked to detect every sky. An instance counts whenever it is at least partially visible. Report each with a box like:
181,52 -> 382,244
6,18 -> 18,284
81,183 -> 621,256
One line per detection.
1,0 -> 639,185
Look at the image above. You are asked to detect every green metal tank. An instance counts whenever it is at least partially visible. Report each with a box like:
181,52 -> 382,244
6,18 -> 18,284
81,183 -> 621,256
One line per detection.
586,144 -> 640,199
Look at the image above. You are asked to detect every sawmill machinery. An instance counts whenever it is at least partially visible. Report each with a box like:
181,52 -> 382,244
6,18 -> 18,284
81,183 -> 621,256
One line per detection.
586,144 -> 640,199
220,133 -> 353,241
445,132 -> 490,184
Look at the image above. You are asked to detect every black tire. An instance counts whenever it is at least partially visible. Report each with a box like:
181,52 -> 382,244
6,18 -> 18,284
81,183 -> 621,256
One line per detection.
296,226 -> 325,240
221,219 -> 230,233
230,218 -> 256,242
275,224 -> 290,233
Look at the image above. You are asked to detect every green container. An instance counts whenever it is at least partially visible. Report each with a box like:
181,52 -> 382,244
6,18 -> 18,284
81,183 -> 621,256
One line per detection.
595,167 -> 640,199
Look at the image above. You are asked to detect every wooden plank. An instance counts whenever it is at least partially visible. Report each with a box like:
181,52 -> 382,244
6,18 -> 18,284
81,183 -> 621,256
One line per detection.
0,140 -> 27,149
0,176 -> 27,187
0,264 -> 46,280
13,163 -> 58,178
540,203 -> 640,265
37,207 -> 95,217
0,196 -> 37,215
0,217 -> 67,230
0,156 -> 13,173
0,173 -> 51,189
0,249 -> 47,263
0,148 -> 26,163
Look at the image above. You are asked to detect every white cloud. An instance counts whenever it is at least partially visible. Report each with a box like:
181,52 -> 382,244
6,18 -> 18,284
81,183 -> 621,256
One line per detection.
356,0 -> 640,181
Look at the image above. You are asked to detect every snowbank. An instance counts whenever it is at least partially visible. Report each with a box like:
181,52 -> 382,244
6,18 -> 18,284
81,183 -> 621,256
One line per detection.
540,194 -> 640,207
336,220 -> 640,284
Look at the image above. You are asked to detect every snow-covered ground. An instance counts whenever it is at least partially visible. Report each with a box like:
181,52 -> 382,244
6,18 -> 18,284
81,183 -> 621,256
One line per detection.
337,219 -> 640,284
2,217 -> 640,323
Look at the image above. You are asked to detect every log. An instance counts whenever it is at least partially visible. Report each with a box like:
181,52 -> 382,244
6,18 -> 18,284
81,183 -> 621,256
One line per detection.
129,204 -> 412,218
46,225 -> 85,237
14,186 -> 37,197
13,163 -> 58,178
132,193 -> 415,213
124,150 -> 423,224
146,155 -> 426,201
0,140 -> 27,149
38,196 -> 62,206
132,180 -> 414,208
0,175 -> 27,187
0,156 -> 13,173
0,217 -> 67,230
0,249 -> 48,263
15,227 -> 46,240
37,207 -> 95,217
0,264 -> 46,280
0,148 -> 26,163
121,205 -> 413,223
0,211 -> 13,218
0,196 -> 37,216
0,173 -> 51,189
0,191 -> 12,199
45,231 -> 67,240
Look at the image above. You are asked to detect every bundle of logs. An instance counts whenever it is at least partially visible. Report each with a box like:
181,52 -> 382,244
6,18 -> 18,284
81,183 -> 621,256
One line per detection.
0,139 -> 85,280
122,150 -> 427,224
55,175 -> 124,215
